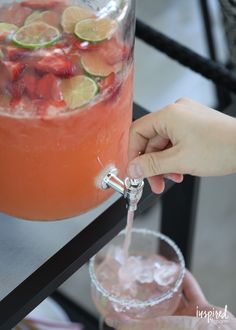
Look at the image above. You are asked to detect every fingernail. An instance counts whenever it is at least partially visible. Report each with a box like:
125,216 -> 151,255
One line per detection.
128,163 -> 144,178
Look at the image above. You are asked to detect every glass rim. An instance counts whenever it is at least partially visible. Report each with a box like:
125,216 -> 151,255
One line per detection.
89,228 -> 185,309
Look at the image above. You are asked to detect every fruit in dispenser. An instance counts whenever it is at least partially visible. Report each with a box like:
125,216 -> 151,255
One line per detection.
0,0 -> 133,220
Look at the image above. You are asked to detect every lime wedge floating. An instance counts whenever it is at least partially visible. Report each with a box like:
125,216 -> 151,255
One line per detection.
61,75 -> 98,109
24,10 -> 42,25
12,22 -> 60,49
0,23 -> 18,39
61,6 -> 94,33
81,52 -> 122,77
75,18 -> 117,43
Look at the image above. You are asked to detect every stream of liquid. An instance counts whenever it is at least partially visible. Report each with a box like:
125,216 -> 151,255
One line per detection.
122,210 -> 135,262
95,210 -> 179,302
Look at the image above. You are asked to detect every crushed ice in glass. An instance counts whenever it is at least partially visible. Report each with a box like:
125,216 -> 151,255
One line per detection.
96,247 -> 179,300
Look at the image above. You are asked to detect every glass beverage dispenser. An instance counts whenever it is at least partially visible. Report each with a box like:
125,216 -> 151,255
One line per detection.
0,0 -> 136,220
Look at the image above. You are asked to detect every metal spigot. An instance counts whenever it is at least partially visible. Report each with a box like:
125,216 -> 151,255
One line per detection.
101,168 -> 144,211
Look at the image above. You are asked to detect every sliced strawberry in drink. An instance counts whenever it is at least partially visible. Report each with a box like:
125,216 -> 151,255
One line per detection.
11,79 -> 26,102
22,73 -> 38,98
67,53 -> 83,75
99,72 -> 116,92
61,34 -> 79,49
1,61 -> 25,81
98,38 -> 130,65
20,48 -> 60,68
37,73 -> 62,100
0,61 -> 9,90
21,0 -> 61,10
4,46 -> 29,61
50,99 -> 66,107
35,55 -> 75,77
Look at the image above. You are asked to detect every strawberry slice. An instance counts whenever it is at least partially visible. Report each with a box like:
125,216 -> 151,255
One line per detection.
21,73 -> 38,98
99,72 -> 116,92
67,53 -> 83,75
11,80 -> 25,103
35,55 -> 75,77
21,0 -> 61,10
37,74 -> 62,100
4,46 -> 29,61
98,38 -> 130,65
0,61 -> 25,81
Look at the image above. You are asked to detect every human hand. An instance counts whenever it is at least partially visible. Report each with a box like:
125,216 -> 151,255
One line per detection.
127,98 -> 236,193
174,269 -> 219,317
151,270 -> 235,330
105,270 -> 234,330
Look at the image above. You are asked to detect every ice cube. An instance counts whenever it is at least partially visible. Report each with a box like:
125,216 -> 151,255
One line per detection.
154,262 -> 178,286
118,256 -> 141,293
154,261 -> 162,270
119,256 -> 141,281
136,259 -> 155,284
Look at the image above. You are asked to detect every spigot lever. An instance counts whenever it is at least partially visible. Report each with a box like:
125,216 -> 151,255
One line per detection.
102,168 -> 144,211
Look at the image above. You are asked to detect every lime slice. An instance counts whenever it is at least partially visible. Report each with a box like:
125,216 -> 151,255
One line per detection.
12,22 -> 60,49
0,23 -> 18,40
81,52 -> 121,77
75,18 -> 117,43
61,75 -> 98,109
61,6 -> 94,33
24,10 -> 42,25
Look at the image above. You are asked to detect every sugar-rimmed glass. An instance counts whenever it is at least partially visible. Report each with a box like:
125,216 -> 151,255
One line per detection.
89,228 -> 185,330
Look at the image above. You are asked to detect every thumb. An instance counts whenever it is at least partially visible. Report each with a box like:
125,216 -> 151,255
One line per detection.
127,147 -> 181,179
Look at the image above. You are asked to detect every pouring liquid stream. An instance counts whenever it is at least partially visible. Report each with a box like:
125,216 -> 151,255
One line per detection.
122,210 -> 135,262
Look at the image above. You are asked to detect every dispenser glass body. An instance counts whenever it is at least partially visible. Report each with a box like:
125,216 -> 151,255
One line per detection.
0,0 -> 135,220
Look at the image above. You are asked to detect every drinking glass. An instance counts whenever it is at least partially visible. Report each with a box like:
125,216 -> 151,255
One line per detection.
89,228 -> 185,330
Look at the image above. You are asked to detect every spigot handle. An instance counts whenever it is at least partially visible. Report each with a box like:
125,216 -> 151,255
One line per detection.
124,177 -> 144,211
101,167 -> 144,211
